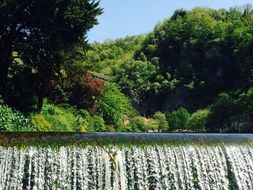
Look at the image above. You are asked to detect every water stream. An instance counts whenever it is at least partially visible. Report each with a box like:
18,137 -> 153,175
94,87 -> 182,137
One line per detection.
1,143 -> 253,190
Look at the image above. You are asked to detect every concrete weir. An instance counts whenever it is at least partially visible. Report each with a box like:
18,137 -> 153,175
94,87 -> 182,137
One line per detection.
0,133 -> 253,189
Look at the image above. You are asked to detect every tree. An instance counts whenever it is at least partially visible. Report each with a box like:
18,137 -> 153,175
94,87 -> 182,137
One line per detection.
114,58 -> 166,111
167,108 -> 190,131
153,112 -> 168,131
96,82 -> 133,128
206,93 -> 238,132
0,0 -> 102,112
130,7 -> 253,113
188,109 -> 209,132
68,68 -> 105,112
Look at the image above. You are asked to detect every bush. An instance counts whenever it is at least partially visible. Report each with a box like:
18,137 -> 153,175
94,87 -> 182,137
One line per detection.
42,103 -> 79,131
128,116 -> 162,132
50,67 -> 106,111
144,118 -> 159,131
69,69 -> 105,111
153,112 -> 168,131
97,82 -> 133,128
105,125 -> 116,132
39,103 -> 108,132
128,116 -> 145,132
89,115 -> 106,132
31,114 -> 52,131
0,103 -> 33,132
167,108 -> 190,131
75,109 -> 106,132
188,109 -> 209,132
206,93 -> 238,132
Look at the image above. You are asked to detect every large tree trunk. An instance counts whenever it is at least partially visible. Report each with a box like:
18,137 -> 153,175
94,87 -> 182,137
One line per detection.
36,69 -> 50,113
37,93 -> 44,113
36,78 -> 47,113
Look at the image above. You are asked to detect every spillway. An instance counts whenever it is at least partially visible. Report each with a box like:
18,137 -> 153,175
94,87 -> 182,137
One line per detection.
0,133 -> 253,190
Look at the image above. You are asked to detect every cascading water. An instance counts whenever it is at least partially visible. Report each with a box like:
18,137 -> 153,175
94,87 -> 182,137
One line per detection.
1,144 -> 253,190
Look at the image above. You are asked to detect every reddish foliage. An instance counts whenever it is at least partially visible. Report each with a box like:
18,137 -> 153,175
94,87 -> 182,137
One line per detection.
70,70 -> 105,111
84,72 -> 105,97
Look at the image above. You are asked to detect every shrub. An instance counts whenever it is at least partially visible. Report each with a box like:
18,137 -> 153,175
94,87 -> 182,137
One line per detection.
90,116 -> 106,132
206,93 -> 238,132
144,118 -> 159,131
97,82 -> 133,128
153,112 -> 168,131
128,116 -> 145,132
42,103 -> 78,131
0,103 -> 33,132
106,125 -> 116,132
31,114 -> 52,131
49,67 -> 105,112
188,109 -> 209,132
167,108 -> 190,131
129,116 -> 162,132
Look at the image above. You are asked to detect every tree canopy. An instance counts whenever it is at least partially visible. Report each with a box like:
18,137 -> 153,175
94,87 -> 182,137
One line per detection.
0,0 -> 102,111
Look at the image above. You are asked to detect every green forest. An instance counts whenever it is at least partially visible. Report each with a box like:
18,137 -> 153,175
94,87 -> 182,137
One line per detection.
0,1 -> 253,133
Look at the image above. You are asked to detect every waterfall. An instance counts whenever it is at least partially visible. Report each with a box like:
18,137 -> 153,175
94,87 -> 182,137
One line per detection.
0,145 -> 253,190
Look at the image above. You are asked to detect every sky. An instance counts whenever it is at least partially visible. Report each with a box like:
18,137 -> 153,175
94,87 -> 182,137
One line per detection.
88,0 -> 252,43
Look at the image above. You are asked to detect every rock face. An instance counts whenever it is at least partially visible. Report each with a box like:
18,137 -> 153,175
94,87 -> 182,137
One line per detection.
138,87 -> 206,115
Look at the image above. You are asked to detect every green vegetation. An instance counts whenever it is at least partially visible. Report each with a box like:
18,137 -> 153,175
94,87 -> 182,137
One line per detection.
83,35 -> 145,75
0,0 -> 102,112
32,103 -> 107,132
96,83 -> 134,127
31,114 -> 52,132
0,101 -> 33,132
0,3 -> 253,132
1,132 -> 253,148
166,108 -> 190,131
188,109 -> 209,132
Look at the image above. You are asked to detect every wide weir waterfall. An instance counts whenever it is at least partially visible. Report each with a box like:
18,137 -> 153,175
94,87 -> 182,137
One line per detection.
1,133 -> 253,190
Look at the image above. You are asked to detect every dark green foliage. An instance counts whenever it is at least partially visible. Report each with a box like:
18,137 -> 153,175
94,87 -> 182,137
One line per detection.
130,7 -> 253,113
206,90 -> 253,132
5,67 -> 38,112
0,0 -> 102,111
166,108 -> 190,131
241,87 -> 253,112
207,93 -> 239,132
114,59 -> 160,105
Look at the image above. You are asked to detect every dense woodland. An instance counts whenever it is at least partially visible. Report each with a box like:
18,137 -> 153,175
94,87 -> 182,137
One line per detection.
0,1 -> 253,132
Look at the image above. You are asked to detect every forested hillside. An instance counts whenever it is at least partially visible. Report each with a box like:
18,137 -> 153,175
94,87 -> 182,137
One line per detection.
0,3 -> 253,133
83,6 -> 253,132
83,35 -> 145,75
